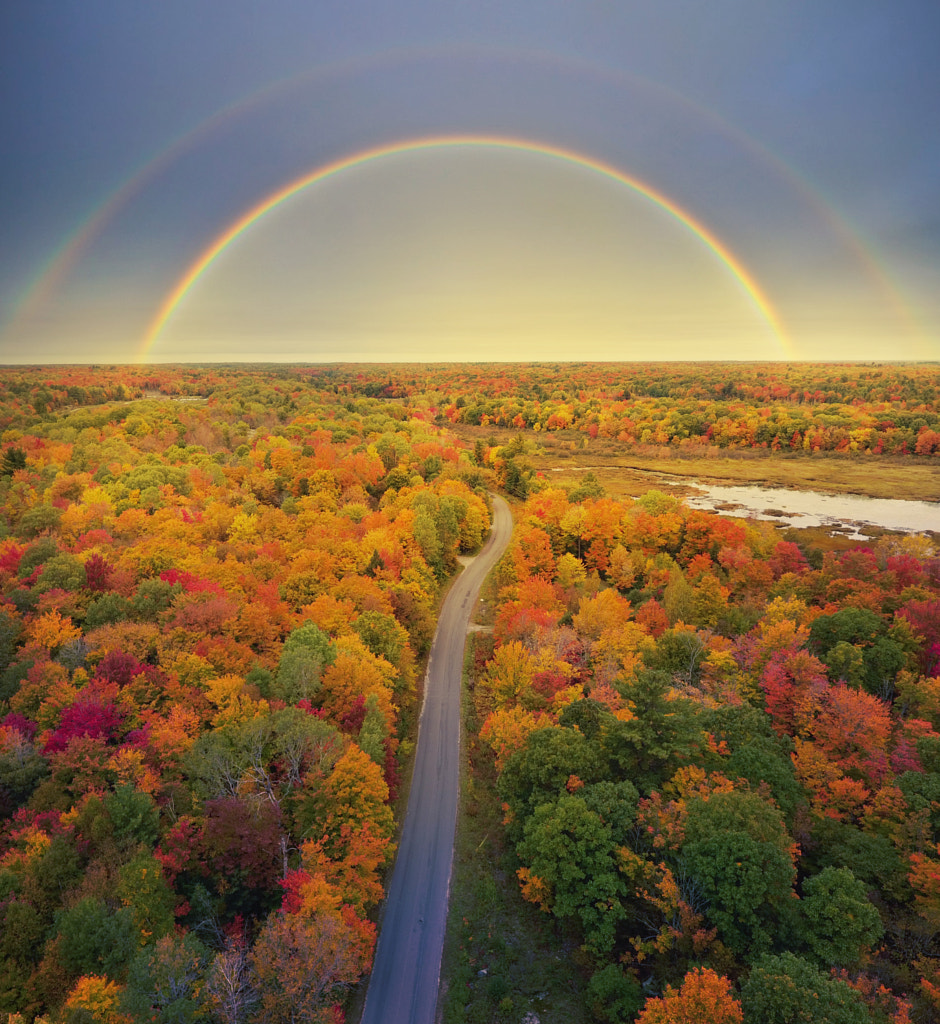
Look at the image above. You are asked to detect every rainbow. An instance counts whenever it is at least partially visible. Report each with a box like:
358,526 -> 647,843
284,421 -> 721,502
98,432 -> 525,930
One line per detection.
140,134 -> 789,361
3,50 -> 403,338
8,46 -> 924,354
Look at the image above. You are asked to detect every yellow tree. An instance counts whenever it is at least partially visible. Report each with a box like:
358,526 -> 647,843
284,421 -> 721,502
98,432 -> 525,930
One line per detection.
477,641 -> 537,713
318,745 -> 395,853
480,707 -> 555,770
250,910 -> 374,1024
61,975 -> 131,1024
636,967 -> 743,1024
27,610 -> 81,652
573,588 -> 633,641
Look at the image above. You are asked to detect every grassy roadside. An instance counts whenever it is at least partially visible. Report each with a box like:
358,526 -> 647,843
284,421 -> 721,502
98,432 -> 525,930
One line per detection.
438,628 -> 592,1024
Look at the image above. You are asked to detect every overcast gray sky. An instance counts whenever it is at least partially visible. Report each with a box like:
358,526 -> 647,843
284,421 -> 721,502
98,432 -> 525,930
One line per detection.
1,1 -> 938,362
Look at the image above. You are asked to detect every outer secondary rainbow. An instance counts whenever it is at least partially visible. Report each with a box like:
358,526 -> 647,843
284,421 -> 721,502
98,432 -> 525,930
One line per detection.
10,47 -> 922,351
140,134 -> 790,361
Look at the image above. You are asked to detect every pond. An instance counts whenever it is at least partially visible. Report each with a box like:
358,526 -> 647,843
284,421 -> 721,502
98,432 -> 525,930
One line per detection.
549,465 -> 939,537
677,480 -> 939,539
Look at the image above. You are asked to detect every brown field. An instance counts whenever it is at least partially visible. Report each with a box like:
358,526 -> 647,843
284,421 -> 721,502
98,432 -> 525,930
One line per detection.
450,424 -> 940,503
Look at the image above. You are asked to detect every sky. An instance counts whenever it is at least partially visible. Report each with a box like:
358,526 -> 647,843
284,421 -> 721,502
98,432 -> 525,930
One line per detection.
1,1 -> 938,364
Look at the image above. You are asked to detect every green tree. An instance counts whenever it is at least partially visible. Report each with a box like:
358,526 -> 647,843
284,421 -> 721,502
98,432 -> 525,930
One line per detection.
569,471 -> 604,503
636,490 -> 678,515
684,790 -> 792,853
84,592 -> 131,628
0,729 -> 48,815
23,835 -> 81,925
586,964 -> 644,1024
808,818 -> 907,899
863,634 -> 907,697
1,447 -> 26,476
740,951 -> 871,1024
17,504 -> 62,538
33,553 -> 85,594
357,692 -> 386,765
558,698 -> 611,741
661,568 -> 695,626
105,784 -> 160,848
646,625 -> 710,684
131,578 -> 180,621
726,740 -> 804,823
187,708 -> 341,804
390,584 -> 436,655
682,830 -> 794,957
412,506 -> 443,576
56,896 -> 136,979
16,536 -> 59,578
0,608 -> 23,674
822,641 -> 866,687
603,669 -> 701,792
810,607 -> 905,695
497,727 -> 603,842
0,899 -> 43,1014
122,932 -> 208,1024
274,622 -> 336,704
118,853 -> 176,946
699,702 -> 779,751
800,867 -> 883,968
353,611 -> 406,665
579,779 -> 640,842
810,608 -> 883,654
680,792 -> 795,959
516,793 -> 630,953
502,456 -> 530,500
898,770 -> 940,834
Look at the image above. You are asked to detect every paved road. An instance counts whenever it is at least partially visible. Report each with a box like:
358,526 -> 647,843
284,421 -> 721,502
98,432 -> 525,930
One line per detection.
360,494 -> 513,1024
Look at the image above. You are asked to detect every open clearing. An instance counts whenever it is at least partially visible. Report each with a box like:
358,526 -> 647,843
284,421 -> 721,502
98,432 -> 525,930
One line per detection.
450,424 -> 940,503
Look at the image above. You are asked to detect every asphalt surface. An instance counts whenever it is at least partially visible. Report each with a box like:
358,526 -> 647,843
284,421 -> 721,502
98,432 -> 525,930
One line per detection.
360,494 -> 513,1024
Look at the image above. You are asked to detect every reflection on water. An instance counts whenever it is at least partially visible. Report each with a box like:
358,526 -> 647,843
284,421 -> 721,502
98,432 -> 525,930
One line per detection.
549,466 -> 938,537
680,481 -> 939,538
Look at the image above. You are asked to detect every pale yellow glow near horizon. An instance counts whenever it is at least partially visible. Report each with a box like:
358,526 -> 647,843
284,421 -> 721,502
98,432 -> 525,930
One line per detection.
3,148 -> 934,365
148,147 -> 785,363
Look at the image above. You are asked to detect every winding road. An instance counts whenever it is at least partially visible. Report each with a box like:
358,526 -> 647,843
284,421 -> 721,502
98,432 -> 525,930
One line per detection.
360,494 -> 513,1024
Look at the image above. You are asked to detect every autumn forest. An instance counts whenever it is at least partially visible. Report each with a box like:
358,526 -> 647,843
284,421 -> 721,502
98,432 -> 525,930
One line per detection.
0,362 -> 939,1024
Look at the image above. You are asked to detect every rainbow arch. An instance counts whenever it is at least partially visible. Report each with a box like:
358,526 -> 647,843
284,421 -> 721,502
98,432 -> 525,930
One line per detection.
139,134 -> 790,361
9,45 -> 923,354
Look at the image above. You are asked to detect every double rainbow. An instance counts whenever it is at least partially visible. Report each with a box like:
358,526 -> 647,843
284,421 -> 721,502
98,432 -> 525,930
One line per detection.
140,134 -> 789,360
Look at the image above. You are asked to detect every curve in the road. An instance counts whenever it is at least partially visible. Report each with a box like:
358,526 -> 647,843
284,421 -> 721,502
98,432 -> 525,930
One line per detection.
360,493 -> 513,1024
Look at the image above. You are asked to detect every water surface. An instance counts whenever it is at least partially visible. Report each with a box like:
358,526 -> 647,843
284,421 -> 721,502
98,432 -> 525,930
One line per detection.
680,481 -> 938,538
